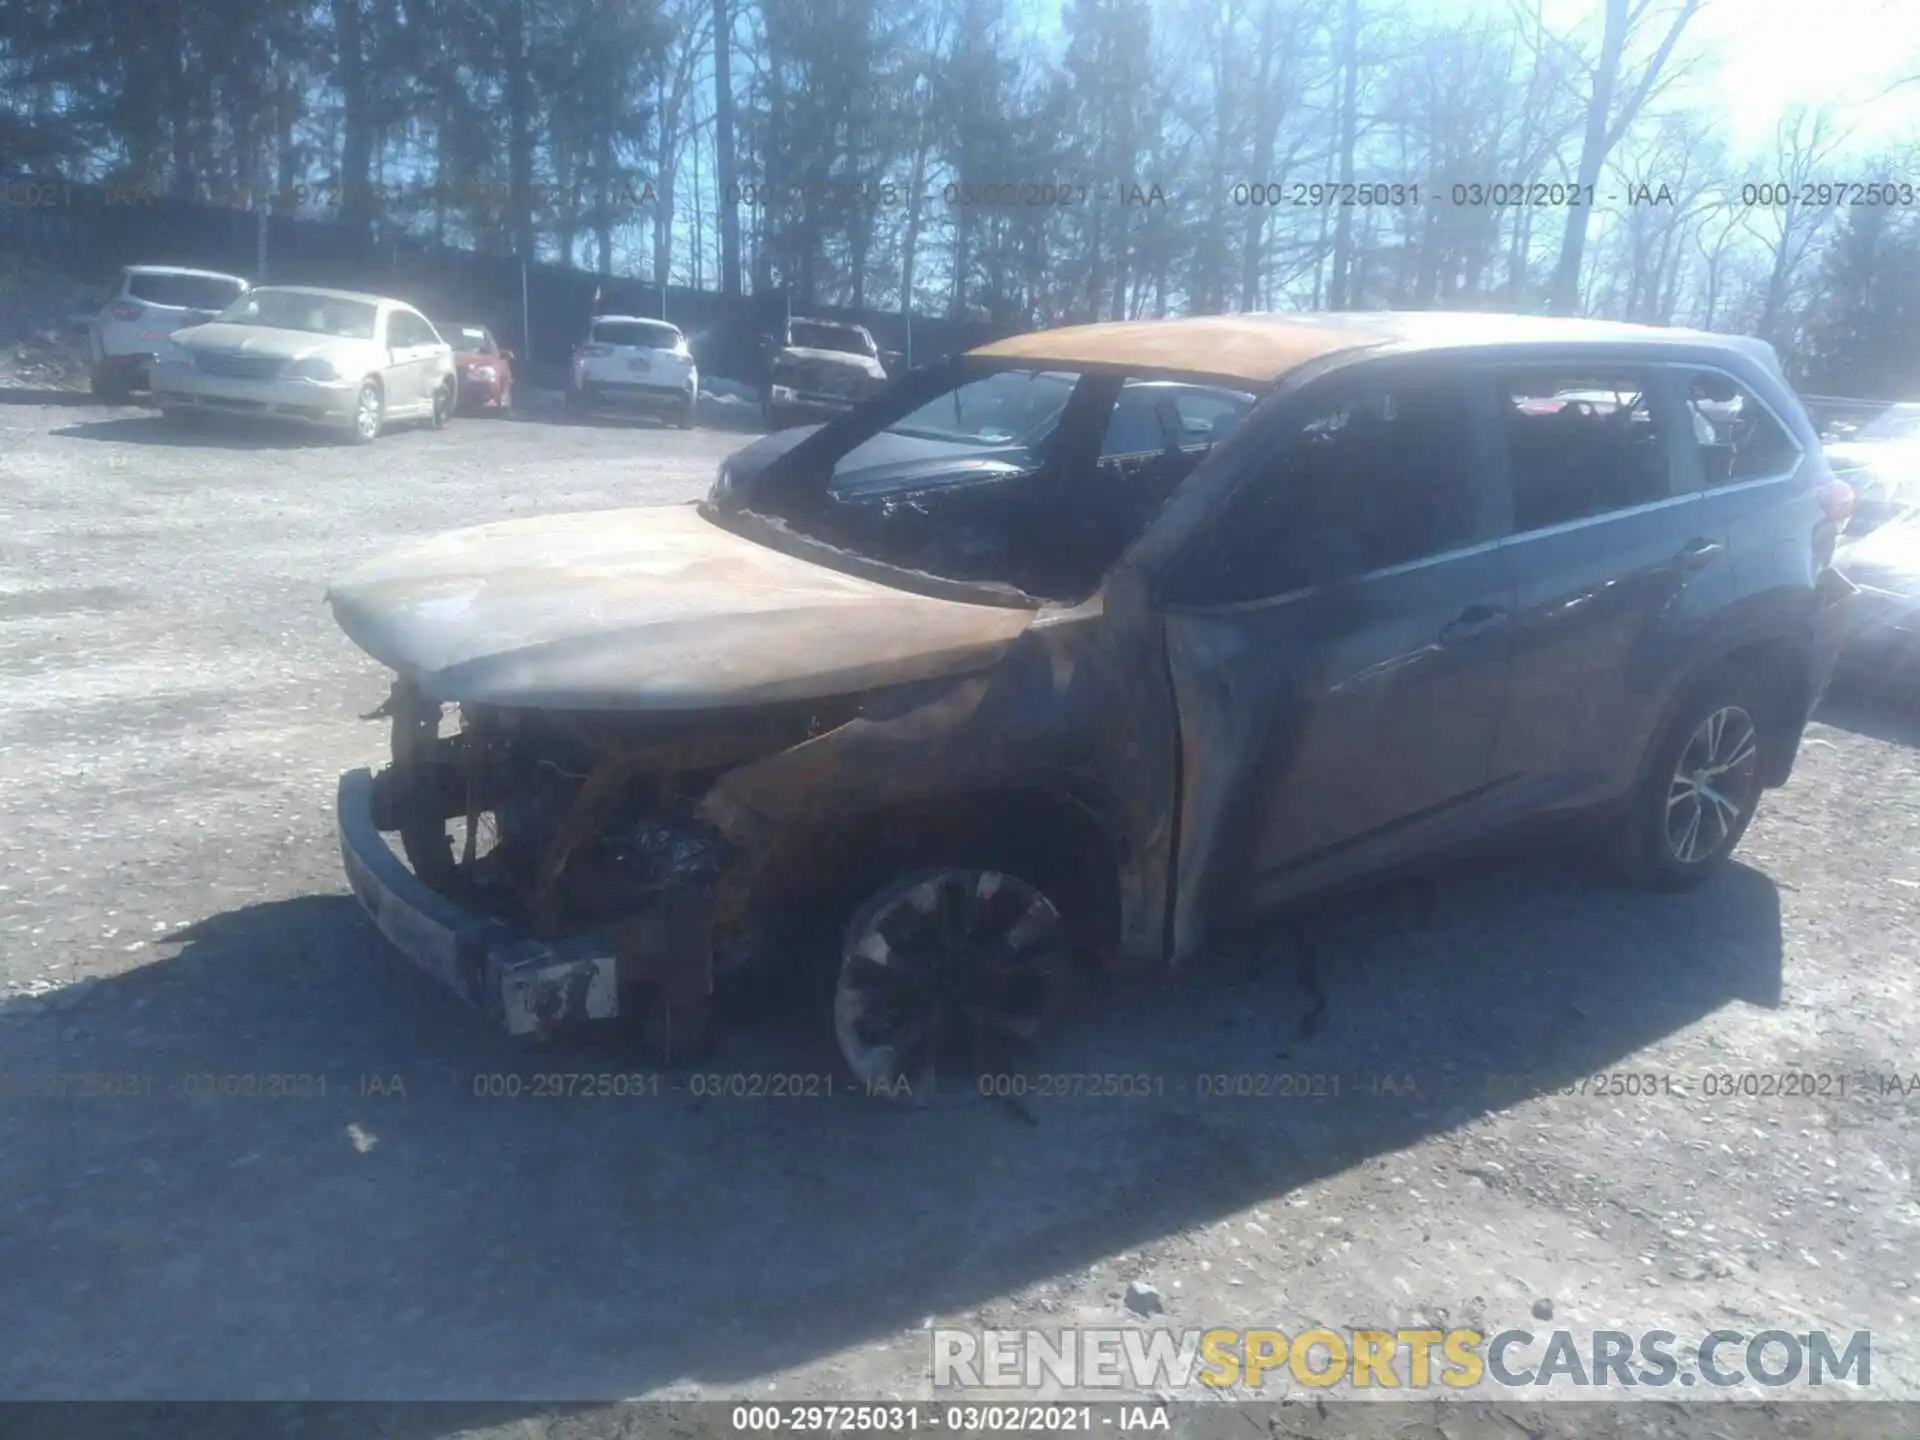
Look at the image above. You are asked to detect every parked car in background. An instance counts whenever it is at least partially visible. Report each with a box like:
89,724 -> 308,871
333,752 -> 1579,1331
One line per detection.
326,311 -> 1850,1087
566,316 -> 697,427
150,285 -> 456,444
87,265 -> 249,402
1823,401 -> 1920,538
762,317 -> 895,430
437,321 -> 514,415
1833,500 -> 1920,679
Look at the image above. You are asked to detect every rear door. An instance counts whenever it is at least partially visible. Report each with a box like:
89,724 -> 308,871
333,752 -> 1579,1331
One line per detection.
384,310 -> 434,413
1157,363 -> 1517,951
1485,362 -> 1727,809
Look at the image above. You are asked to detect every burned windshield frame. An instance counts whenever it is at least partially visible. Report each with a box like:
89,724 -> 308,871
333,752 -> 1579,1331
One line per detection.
726,354 -> 1010,511
704,358 -> 1132,605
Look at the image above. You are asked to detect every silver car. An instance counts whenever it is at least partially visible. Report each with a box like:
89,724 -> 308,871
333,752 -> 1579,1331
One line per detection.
87,265 -> 249,402
151,286 -> 456,444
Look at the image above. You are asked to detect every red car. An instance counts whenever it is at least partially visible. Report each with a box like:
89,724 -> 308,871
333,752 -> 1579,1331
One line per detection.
437,322 -> 514,415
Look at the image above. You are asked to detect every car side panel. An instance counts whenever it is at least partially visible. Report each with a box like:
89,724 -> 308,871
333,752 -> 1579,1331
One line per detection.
1476,363 -> 1735,813
1637,475 -> 1840,790
1616,361 -> 1844,789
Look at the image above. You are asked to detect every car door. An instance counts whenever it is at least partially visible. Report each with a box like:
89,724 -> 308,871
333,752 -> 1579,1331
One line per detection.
383,310 -> 430,414
1484,361 -> 1727,810
413,313 -> 453,406
375,310 -> 413,412
1156,362 -> 1517,952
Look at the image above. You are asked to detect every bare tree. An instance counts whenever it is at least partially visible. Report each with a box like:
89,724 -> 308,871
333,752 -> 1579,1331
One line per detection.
1741,106 -> 1849,345
1325,0 -> 1361,308
713,0 -> 742,294
1545,0 -> 1703,314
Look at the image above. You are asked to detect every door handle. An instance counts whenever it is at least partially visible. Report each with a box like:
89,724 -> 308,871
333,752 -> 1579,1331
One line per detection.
1676,538 -> 1724,571
1438,604 -> 1509,646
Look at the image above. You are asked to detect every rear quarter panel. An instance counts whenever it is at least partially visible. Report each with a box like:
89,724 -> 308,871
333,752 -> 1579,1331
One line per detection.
1618,359 -> 1837,789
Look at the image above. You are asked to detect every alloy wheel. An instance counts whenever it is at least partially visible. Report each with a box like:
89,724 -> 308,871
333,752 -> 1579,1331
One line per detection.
1664,705 -> 1759,864
835,869 -> 1070,1098
355,384 -> 382,441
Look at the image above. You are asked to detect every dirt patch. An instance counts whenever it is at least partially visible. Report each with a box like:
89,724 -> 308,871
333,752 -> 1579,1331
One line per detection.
0,253 -> 103,392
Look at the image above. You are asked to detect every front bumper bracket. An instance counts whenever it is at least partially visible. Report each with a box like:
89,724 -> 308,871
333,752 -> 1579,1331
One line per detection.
337,768 -> 618,1034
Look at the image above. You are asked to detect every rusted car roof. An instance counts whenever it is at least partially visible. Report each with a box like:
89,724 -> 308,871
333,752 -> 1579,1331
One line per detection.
970,311 -> 1766,386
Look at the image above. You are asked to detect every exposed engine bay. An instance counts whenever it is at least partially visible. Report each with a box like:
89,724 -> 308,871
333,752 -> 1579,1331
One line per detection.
369,684 -> 857,952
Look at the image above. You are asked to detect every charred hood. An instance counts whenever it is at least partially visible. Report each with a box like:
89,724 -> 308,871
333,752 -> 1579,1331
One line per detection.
325,503 -> 1035,710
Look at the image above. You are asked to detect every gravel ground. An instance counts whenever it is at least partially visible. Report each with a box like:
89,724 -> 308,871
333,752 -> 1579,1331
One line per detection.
1,392 -> 1918,1436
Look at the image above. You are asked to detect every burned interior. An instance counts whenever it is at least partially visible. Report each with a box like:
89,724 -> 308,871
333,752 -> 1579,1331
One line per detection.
727,361 -> 1259,602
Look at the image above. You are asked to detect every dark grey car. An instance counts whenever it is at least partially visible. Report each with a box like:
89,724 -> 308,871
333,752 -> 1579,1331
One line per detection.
328,311 -> 1854,1091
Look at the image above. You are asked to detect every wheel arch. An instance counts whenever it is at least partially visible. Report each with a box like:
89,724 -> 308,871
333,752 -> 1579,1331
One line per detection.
1642,635 -> 1816,795
718,780 -> 1127,972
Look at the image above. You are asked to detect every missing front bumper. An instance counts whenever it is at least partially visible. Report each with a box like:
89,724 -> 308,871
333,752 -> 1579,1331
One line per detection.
337,768 -> 619,1034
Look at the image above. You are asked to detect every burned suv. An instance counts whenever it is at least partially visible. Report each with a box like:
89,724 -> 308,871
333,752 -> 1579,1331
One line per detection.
329,312 -> 1852,1091
762,317 -> 890,429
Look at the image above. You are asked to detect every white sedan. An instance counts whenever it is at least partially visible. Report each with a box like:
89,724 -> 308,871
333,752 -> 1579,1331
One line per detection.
151,286 -> 456,444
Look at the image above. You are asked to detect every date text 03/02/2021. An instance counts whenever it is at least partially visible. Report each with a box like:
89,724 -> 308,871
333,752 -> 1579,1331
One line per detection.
727,1403 -> 1169,1431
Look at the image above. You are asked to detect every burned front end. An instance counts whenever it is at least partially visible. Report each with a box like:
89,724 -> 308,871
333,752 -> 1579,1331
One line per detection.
339,680 -> 853,1049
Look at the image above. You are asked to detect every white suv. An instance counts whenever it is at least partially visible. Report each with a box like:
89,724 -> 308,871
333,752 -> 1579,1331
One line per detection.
88,265 -> 250,402
567,316 -> 698,427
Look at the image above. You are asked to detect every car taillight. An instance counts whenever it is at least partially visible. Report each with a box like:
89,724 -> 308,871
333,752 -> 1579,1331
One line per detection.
1815,477 -> 1856,530
110,301 -> 144,322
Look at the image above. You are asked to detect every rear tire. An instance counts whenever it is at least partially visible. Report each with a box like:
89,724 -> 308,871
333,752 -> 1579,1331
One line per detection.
1609,670 -> 1767,891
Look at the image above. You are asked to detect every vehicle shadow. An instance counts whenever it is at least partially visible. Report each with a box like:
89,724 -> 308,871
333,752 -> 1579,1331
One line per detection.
0,845 -> 1783,1406
503,390 -> 764,435
1815,672 -> 1920,749
49,412 -> 346,451
0,384 -> 94,406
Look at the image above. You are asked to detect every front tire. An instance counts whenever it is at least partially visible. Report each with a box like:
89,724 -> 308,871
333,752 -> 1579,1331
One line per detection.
351,380 -> 384,444
1611,674 -> 1766,891
675,394 -> 697,429
834,867 -> 1072,1101
429,378 -> 454,430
